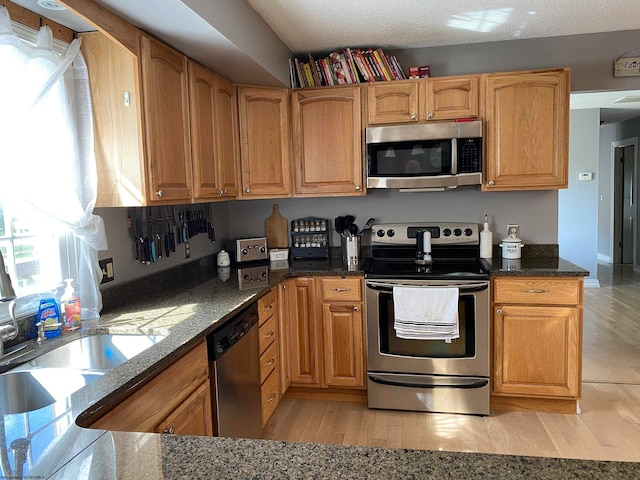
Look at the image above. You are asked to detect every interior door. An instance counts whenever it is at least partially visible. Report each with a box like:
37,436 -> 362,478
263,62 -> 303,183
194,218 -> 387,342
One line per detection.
615,145 -> 636,264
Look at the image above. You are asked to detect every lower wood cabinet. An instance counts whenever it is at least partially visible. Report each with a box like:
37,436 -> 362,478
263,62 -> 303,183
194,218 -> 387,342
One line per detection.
491,276 -> 584,412
258,287 -> 281,426
88,340 -> 213,436
286,276 -> 365,390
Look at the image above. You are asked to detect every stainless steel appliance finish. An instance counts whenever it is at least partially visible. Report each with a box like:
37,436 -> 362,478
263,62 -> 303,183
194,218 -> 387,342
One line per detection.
233,237 -> 268,263
366,121 -> 482,191
364,222 -> 490,416
208,303 -> 262,439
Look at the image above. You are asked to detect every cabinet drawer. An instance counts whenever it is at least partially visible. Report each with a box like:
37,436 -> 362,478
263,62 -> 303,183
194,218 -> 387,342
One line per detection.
261,369 -> 280,426
320,277 -> 362,302
258,288 -> 277,325
493,278 -> 582,305
260,339 -> 279,384
258,314 -> 278,354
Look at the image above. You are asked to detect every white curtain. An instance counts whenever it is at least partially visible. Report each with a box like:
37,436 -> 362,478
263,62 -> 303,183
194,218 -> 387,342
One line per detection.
0,6 -> 107,319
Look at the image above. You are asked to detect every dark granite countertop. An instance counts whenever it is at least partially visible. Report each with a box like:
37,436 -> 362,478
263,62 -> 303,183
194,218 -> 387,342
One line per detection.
483,256 -> 590,277
0,254 -> 628,479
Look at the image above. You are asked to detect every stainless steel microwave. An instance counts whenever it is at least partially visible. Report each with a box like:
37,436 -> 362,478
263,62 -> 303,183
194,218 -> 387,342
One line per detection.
365,121 -> 482,191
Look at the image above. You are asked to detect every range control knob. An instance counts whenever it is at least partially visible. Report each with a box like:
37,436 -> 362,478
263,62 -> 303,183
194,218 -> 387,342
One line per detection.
443,228 -> 452,237
259,246 -> 266,253
453,228 -> 462,237
242,248 -> 248,255
464,228 -> 473,237
376,229 -> 385,237
387,229 -> 395,237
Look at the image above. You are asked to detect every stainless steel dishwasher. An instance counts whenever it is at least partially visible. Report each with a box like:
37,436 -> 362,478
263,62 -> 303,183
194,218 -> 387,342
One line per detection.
208,302 -> 262,439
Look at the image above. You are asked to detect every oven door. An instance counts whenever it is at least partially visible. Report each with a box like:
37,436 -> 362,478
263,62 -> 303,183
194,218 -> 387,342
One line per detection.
365,279 -> 490,378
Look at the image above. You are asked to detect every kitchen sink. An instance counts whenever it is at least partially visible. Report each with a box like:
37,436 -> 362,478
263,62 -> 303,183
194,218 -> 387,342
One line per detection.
14,334 -> 166,371
0,334 -> 165,415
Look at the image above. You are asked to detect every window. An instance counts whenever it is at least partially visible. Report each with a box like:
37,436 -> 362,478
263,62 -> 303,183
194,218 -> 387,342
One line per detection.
0,200 -> 67,298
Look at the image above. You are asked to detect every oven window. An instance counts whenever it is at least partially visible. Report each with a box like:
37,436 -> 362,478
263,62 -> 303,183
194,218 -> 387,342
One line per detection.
368,140 -> 452,177
378,292 -> 476,358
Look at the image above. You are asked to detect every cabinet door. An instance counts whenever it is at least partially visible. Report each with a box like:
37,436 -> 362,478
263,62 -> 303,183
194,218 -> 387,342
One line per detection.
287,277 -> 321,386
367,81 -> 419,124
278,282 -> 291,394
493,305 -> 581,398
322,303 -> 365,388
292,87 -> 363,196
424,76 -> 479,120
484,69 -> 569,191
188,62 -> 238,200
238,86 -> 292,198
140,33 -> 193,203
155,381 -> 213,436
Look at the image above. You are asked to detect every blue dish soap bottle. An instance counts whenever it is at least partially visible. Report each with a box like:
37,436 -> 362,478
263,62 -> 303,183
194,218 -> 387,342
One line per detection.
37,297 -> 62,338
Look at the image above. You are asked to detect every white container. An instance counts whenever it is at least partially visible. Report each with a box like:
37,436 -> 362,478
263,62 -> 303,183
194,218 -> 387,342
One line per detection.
269,249 -> 289,261
499,237 -> 524,259
216,250 -> 231,267
480,216 -> 493,259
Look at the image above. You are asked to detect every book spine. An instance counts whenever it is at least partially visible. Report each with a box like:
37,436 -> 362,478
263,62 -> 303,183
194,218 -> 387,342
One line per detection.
373,48 -> 392,81
338,52 -> 354,83
302,62 -> 315,87
343,48 -> 360,83
390,55 -> 407,79
320,58 -> 333,85
352,50 -> 370,82
294,58 -> 306,87
329,51 -> 347,84
365,49 -> 383,81
308,54 -> 323,86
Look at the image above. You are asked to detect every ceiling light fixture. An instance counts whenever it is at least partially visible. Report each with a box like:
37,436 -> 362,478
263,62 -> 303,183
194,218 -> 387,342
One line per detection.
36,0 -> 67,11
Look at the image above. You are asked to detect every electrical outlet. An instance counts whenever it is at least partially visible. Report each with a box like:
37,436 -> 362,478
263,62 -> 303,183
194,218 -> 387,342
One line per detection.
99,258 -> 114,284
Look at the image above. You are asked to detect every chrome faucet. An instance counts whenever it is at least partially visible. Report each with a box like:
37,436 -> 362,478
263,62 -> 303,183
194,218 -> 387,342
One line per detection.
0,252 -> 18,356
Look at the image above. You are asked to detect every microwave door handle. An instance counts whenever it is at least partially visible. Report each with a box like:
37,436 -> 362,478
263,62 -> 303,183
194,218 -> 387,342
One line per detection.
451,137 -> 458,175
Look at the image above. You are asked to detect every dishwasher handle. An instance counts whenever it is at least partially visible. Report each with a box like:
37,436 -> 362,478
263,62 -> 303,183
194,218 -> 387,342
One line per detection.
208,302 -> 258,361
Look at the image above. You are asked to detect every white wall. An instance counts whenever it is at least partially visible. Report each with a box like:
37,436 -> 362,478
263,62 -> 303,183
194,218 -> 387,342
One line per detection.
228,189 -> 558,248
559,109 -> 600,285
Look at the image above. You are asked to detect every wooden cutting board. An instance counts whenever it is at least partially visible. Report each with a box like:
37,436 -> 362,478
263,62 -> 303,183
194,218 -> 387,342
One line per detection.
265,204 -> 288,249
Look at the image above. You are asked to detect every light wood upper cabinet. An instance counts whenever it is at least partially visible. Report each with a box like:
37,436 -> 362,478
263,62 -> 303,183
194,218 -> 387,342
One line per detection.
188,61 -> 238,200
367,81 -> 420,124
139,33 -> 193,203
367,76 -> 479,125
237,86 -> 292,198
484,68 -> 569,191
492,277 -> 583,402
292,87 -> 364,196
424,76 -> 479,121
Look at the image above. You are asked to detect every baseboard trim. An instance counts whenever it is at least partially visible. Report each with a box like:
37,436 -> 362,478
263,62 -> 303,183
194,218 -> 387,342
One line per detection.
597,253 -> 611,263
490,395 -> 578,414
285,386 -> 367,403
585,278 -> 601,288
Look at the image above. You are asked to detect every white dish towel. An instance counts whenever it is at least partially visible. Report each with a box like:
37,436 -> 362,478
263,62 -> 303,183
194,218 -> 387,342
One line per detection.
393,286 -> 460,342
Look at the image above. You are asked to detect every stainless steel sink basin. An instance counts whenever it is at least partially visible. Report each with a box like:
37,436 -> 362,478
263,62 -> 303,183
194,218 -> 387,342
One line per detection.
16,334 -> 165,371
0,334 -> 165,415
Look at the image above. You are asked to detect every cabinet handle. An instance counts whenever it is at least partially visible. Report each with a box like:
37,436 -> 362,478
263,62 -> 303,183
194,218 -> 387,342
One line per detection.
523,289 -> 550,294
155,190 -> 164,197
265,357 -> 275,367
428,112 -> 433,119
264,330 -> 274,339
219,190 -> 225,196
163,426 -> 175,434
264,304 -> 273,311
331,287 -> 351,292
354,306 -> 359,312
123,91 -> 130,107
329,304 -> 359,313
355,185 -> 361,191
410,113 -> 416,120
245,188 -> 251,194
496,309 -> 503,315
282,284 -> 286,289
267,392 -> 277,403
488,181 -> 494,186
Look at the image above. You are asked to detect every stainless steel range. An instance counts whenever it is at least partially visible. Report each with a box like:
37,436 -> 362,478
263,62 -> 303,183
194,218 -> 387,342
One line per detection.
363,222 -> 490,416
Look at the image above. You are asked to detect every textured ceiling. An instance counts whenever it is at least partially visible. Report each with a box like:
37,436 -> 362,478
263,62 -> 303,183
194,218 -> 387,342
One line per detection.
245,0 -> 640,53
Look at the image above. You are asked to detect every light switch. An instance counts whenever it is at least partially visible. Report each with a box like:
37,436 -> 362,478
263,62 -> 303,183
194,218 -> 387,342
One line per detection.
579,172 -> 593,181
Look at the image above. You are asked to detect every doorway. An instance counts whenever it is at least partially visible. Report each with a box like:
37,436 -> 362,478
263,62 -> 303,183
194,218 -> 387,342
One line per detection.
612,138 -> 638,265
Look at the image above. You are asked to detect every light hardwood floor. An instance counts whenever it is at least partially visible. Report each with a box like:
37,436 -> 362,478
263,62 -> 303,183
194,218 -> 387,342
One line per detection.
264,264 -> 640,462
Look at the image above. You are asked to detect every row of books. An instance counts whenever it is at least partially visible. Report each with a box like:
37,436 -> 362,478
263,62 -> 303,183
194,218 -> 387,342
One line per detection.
289,48 -> 406,88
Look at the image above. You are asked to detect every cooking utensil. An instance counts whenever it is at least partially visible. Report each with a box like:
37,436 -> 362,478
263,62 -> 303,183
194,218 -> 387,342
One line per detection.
362,217 -> 375,232
349,223 -> 359,236
334,216 -> 345,235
